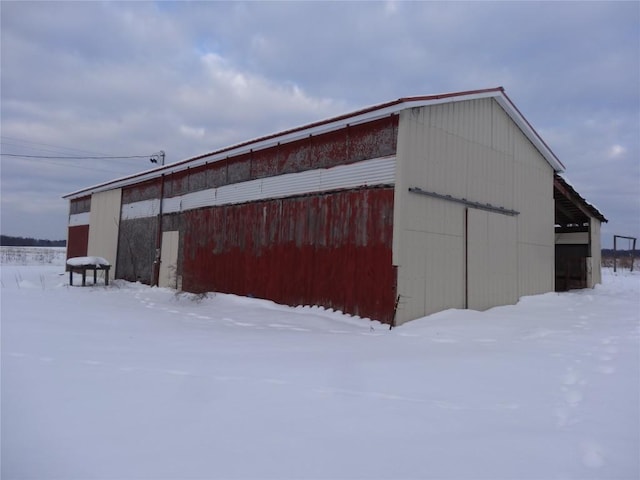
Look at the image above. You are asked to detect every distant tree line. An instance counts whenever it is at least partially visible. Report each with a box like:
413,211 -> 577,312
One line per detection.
0,235 -> 66,247
601,249 -> 639,257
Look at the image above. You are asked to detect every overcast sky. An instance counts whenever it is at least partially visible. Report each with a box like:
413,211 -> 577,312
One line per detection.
1,1 -> 638,248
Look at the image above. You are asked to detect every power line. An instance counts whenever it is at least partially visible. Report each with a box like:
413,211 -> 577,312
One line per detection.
0,135 -> 113,157
26,158 -> 129,174
1,153 -> 152,160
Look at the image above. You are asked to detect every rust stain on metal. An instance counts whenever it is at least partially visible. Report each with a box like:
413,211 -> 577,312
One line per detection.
180,187 -> 396,324
155,115 -> 399,202
111,115 -> 399,322
122,178 -> 161,204
69,196 -> 91,215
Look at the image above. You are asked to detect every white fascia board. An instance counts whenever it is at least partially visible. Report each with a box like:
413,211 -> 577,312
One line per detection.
63,89 -> 562,199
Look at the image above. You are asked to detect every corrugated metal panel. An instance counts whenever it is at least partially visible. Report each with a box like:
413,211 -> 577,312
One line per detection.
69,196 -> 91,215
517,243 -> 554,297
590,218 -> 602,286
116,217 -> 158,285
64,88 -> 566,201
396,200 -> 466,321
66,225 -> 89,259
87,189 -> 122,270
393,98 -> 554,325
162,196 -> 182,214
215,178 -> 263,205
121,199 -> 160,220
122,157 -> 396,220
467,209 -> 518,311
158,231 -> 179,289
69,212 -> 90,226
180,188 -> 396,323
260,172 -> 315,199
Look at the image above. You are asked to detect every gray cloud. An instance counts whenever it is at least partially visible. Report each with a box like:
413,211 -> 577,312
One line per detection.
1,1 -> 638,246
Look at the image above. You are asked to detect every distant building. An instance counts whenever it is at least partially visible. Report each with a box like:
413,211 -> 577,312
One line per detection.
63,87 -> 606,326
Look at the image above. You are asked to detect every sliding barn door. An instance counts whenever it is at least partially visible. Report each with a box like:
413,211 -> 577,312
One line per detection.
466,209 -> 518,311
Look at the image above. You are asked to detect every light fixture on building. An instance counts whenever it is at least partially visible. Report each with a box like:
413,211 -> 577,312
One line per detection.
150,151 -> 165,166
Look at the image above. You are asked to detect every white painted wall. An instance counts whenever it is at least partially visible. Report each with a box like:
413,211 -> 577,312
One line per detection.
87,189 -> 122,271
467,209 -> 518,311
555,232 -> 589,244
589,218 -> 602,287
159,231 -> 179,289
393,98 -> 555,325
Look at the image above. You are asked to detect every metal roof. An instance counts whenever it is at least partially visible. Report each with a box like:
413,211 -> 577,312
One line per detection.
64,87 -> 565,200
554,174 -> 607,224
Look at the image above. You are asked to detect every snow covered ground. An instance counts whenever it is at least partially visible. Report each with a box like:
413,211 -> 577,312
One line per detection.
2,249 -> 639,479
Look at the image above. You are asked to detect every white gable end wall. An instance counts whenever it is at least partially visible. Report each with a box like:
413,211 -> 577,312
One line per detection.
393,98 -> 555,325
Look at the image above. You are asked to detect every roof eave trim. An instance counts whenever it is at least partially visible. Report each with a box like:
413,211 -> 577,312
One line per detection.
63,87 -> 565,199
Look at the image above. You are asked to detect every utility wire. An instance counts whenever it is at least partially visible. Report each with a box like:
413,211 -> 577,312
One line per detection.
1,153 -> 152,160
28,158 -> 128,174
0,135 -> 113,157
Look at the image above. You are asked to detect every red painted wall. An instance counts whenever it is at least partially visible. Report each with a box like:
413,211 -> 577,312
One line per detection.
181,187 -> 397,323
67,225 -> 89,259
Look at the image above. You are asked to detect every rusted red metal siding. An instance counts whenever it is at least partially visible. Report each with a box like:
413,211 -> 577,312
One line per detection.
112,116 -> 399,321
121,178 -> 160,203
67,225 -> 89,259
181,187 -> 396,323
69,195 -> 91,215
161,115 -> 399,200
67,196 -> 91,259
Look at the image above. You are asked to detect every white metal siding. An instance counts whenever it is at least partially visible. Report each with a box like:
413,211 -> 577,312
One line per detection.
121,156 -> 395,220
69,212 -> 90,226
555,232 -> 589,244
589,218 -> 602,286
467,209 -> 518,311
121,199 -> 160,220
87,189 -> 122,270
394,97 -> 555,325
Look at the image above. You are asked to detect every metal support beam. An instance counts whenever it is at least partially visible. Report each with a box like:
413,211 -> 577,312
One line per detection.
614,235 -> 637,272
408,187 -> 519,216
